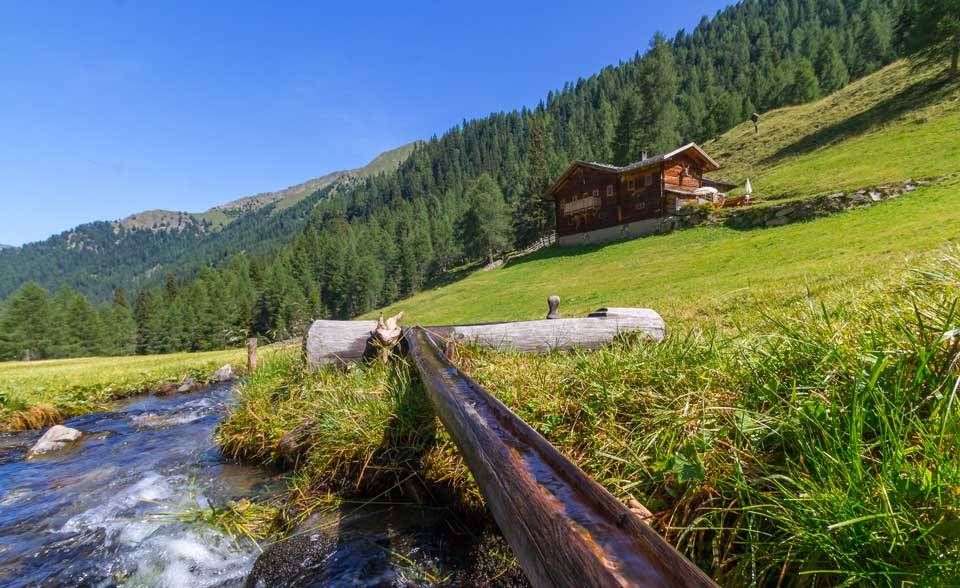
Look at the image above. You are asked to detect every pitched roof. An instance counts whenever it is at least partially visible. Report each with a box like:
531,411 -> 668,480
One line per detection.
547,143 -> 721,197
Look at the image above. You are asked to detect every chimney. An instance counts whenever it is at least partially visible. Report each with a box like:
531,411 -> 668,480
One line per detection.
641,150 -> 649,160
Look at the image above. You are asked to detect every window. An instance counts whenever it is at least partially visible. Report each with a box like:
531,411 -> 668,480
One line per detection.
627,179 -> 635,191
636,200 -> 646,211
592,188 -> 600,198
645,174 -> 653,187
606,184 -> 614,197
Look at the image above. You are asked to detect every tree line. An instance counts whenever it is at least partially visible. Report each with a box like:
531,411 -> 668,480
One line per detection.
3,0 -> 955,361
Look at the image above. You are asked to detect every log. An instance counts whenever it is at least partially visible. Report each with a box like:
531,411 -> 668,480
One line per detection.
303,309 -> 665,367
404,326 -> 715,588
303,319 -> 378,366
428,311 -> 664,353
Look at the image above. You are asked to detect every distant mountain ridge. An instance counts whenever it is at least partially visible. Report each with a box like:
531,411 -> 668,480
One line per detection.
116,142 -> 419,234
0,142 -> 418,301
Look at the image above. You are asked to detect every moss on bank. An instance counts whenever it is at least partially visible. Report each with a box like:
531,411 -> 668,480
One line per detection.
220,248 -> 960,585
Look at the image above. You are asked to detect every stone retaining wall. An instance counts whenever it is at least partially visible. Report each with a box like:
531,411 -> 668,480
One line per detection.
672,177 -> 948,232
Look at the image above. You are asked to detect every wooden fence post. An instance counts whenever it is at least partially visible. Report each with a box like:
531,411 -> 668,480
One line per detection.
247,337 -> 258,373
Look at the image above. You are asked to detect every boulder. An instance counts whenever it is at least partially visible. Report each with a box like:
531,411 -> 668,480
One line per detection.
28,425 -> 82,457
213,364 -> 236,383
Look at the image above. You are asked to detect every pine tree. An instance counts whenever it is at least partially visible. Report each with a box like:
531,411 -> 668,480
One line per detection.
0,282 -> 54,361
612,95 -> 640,165
515,117 -> 551,247
640,34 -> 682,153
786,58 -> 821,104
458,174 -> 512,264
109,289 -> 137,355
817,35 -> 850,94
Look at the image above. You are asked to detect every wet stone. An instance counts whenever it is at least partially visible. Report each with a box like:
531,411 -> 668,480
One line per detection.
27,425 -> 82,458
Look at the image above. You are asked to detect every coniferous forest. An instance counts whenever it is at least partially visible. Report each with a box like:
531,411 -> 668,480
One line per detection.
1,0 -> 949,361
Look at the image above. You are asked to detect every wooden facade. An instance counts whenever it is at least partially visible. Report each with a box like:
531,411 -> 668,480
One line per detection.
548,143 -> 723,245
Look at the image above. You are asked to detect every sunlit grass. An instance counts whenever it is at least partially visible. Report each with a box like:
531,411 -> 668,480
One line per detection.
0,346 -> 286,430
708,56 -> 960,200
368,178 -> 960,327
226,247 -> 960,584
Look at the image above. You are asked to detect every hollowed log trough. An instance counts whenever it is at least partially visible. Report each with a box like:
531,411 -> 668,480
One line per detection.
302,307 -> 716,587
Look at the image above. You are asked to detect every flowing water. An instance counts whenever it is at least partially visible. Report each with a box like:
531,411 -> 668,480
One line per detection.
0,384 -> 276,587
0,385 -> 527,587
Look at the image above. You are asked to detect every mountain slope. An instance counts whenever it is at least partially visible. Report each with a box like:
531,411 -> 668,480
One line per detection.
707,57 -> 960,200
206,142 -> 419,217
368,57 -> 960,325
0,143 -> 416,301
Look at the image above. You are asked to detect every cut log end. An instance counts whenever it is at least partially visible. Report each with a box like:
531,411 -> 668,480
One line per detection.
372,312 -> 405,363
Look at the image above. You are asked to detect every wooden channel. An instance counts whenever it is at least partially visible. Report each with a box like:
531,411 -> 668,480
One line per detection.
404,326 -> 716,588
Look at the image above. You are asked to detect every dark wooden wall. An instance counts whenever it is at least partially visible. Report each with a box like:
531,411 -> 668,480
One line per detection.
553,165 -> 664,237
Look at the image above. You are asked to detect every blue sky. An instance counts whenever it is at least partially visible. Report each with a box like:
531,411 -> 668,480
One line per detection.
0,0 -> 729,246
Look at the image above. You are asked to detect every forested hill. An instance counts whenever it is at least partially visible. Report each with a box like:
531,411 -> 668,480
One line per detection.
0,143 -> 417,302
3,0 -> 936,361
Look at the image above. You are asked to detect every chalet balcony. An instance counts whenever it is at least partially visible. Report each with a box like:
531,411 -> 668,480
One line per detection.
562,195 -> 601,216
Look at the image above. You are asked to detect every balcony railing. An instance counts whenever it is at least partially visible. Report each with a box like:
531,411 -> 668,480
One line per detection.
562,195 -> 601,216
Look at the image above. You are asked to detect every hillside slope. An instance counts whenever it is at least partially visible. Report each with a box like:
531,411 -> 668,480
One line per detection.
207,142 -> 418,217
707,57 -> 960,200
0,143 -> 416,301
371,57 -> 960,325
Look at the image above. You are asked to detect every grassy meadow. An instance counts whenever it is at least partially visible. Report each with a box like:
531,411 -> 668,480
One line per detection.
219,57 -> 960,583
708,57 -> 960,201
0,348 -> 254,430
2,54 -> 958,583
368,177 -> 960,327
222,247 -> 960,584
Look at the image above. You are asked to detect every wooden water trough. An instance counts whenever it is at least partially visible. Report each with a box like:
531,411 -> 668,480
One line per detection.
302,301 -> 716,587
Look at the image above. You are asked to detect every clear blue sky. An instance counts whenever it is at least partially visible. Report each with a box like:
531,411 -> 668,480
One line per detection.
0,0 -> 729,246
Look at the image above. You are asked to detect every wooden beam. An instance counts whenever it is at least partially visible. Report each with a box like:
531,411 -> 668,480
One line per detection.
303,309 -> 665,367
247,337 -> 258,372
404,326 -> 715,588
428,310 -> 664,353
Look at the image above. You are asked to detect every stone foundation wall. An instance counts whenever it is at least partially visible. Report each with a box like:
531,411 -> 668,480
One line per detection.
557,217 -> 668,247
674,178 -> 945,231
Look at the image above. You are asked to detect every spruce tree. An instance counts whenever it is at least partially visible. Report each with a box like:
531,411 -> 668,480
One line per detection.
612,95 -> 640,165
817,35 -> 850,94
458,174 -> 512,264
640,34 -> 682,153
0,282 -> 54,361
787,58 -> 821,104
515,117 -> 551,247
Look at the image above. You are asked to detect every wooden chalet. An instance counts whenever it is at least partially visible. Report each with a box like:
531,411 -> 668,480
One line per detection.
548,143 -> 729,246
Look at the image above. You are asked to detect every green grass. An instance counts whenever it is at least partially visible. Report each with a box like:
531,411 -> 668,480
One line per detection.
0,347 -> 264,430
222,248 -> 960,584
216,56 -> 960,584
368,177 -> 960,327
365,57 -> 960,328
708,57 -> 960,201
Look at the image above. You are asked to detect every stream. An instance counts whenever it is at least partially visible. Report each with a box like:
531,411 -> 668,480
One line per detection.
0,385 -> 527,587
0,384 -> 275,587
